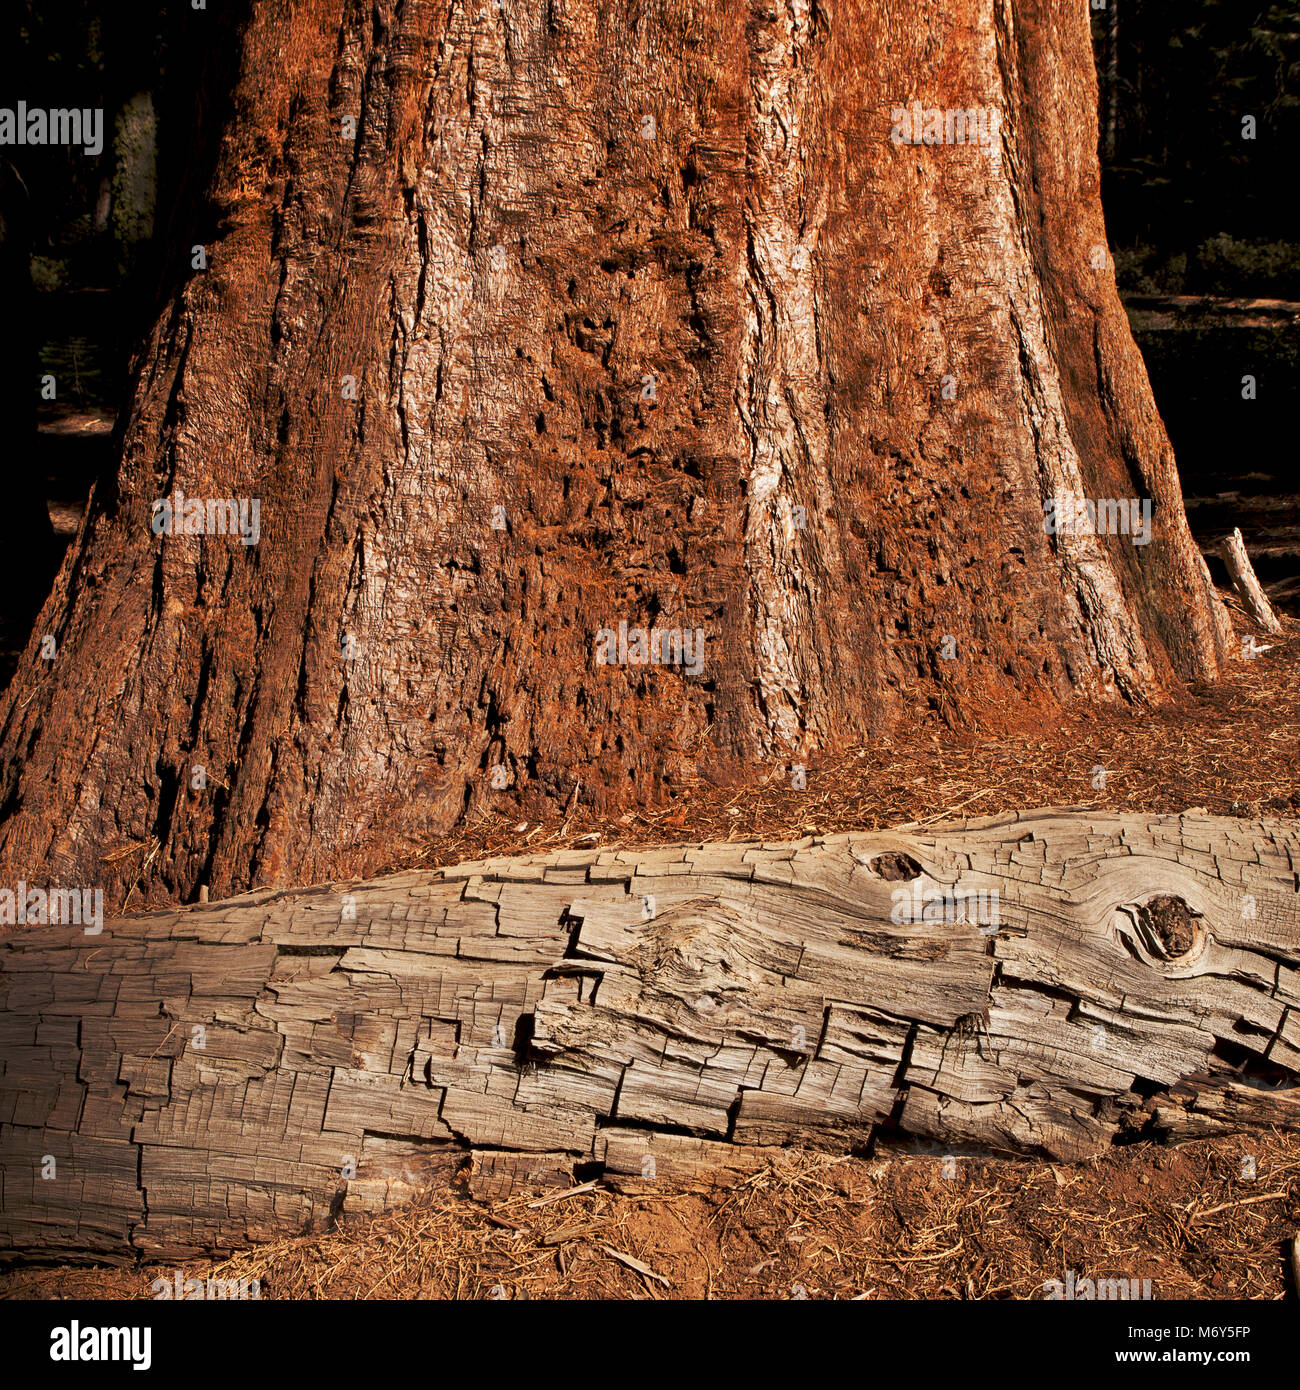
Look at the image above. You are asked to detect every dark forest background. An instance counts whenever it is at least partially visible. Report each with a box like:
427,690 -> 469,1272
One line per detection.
1,0 -> 1297,684
1092,0 -> 1300,296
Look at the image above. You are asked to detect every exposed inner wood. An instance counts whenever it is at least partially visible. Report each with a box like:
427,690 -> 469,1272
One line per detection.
2,808 -> 1297,1260
1219,527 -> 1284,635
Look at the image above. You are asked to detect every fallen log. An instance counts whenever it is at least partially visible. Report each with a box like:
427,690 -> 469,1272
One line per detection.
2,808 -> 1298,1260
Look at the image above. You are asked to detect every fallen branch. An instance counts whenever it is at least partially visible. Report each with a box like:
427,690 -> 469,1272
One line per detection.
1186,1191 -> 1288,1222
603,1247 -> 670,1288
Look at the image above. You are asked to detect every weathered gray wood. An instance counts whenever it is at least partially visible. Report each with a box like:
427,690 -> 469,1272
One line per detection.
1218,527 -> 1284,634
2,809 -> 1297,1259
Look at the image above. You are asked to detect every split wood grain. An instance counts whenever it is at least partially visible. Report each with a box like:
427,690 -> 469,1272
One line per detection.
1,809 -> 1297,1259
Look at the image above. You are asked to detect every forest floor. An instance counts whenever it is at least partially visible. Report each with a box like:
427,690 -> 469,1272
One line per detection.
3,608 -> 1298,1301
2,1133 -> 1297,1301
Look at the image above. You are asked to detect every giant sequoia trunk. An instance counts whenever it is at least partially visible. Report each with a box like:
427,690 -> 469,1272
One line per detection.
0,0 -> 1232,905
1,811 -> 1297,1260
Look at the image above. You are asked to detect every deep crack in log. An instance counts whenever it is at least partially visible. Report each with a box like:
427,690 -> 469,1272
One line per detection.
2,809 -> 1298,1260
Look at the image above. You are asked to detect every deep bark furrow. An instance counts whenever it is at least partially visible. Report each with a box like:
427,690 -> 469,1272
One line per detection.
0,0 -> 1236,904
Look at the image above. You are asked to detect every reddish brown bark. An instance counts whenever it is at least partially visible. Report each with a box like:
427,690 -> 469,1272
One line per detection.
0,0 -> 1231,907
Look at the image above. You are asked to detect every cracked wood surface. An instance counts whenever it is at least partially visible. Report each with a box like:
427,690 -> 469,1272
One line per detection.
2,809 -> 1298,1259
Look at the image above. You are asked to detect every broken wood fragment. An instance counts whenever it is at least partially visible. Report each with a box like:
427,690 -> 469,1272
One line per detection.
1218,527 -> 1284,635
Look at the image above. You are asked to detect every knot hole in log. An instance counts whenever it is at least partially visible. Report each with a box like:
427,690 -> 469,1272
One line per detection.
1115,894 -> 1207,972
867,852 -> 923,881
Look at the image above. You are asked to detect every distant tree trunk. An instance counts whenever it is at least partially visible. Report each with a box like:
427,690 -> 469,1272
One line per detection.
0,0 -> 1232,907
1103,0 -> 1120,162
0,159 -> 59,662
